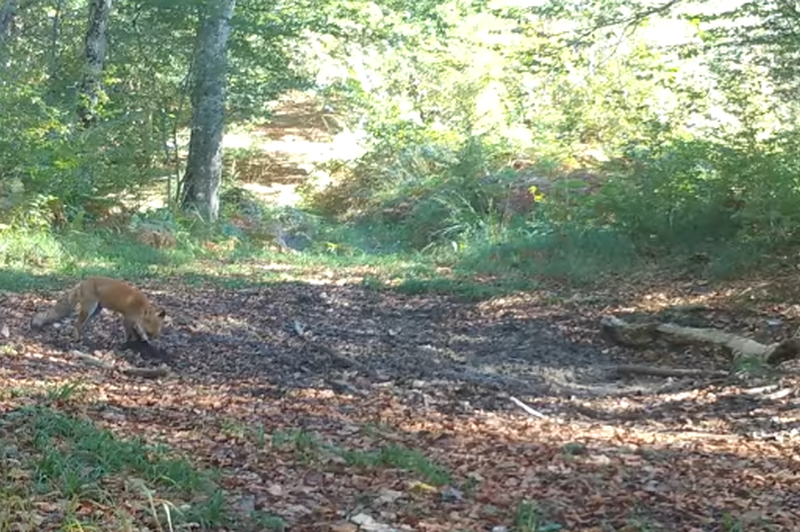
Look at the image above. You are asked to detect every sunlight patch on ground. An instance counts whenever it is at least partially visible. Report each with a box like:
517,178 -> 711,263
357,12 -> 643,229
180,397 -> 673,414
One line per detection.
258,128 -> 364,159
624,290 -> 717,312
241,182 -> 303,207
127,91 -> 365,212
225,100 -> 365,206
223,131 -> 256,149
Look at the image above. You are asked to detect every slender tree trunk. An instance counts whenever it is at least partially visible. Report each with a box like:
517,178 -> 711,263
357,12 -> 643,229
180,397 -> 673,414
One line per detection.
77,0 -> 112,128
0,0 -> 16,44
0,0 -> 16,66
180,0 -> 235,223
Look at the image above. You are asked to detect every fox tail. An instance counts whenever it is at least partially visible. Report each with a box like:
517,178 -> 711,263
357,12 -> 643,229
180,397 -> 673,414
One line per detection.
30,283 -> 82,329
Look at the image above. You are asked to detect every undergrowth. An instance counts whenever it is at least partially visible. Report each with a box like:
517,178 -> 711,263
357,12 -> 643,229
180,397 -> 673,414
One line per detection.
0,385 -> 461,531
1,174 -> 794,301
300,127 -> 800,288
6,126 -> 800,299
0,393 -> 229,530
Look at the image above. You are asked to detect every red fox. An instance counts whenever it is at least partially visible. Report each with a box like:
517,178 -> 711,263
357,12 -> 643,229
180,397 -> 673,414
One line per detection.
30,276 -> 166,343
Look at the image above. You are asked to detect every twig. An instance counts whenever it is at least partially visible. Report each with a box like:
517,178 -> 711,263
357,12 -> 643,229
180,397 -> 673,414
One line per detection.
614,364 -> 729,379
290,319 -> 378,379
509,396 -> 547,419
69,350 -> 169,379
435,367 -> 556,395
763,388 -> 797,401
741,384 -> 780,395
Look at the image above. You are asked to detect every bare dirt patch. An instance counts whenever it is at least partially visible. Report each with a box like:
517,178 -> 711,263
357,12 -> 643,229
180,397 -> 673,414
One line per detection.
225,90 -> 361,207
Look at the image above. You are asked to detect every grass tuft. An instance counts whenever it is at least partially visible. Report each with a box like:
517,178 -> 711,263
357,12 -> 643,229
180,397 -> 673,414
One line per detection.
0,402 -> 227,530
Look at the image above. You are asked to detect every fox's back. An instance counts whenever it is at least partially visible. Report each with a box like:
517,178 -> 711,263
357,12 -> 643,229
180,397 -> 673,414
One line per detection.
83,277 -> 147,312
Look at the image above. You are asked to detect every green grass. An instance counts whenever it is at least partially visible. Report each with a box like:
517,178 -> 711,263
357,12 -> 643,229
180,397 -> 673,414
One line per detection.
0,226 -> 539,300
1,198 -> 784,302
513,500 -> 563,532
270,428 -> 452,487
341,444 -> 452,486
0,396 -> 228,530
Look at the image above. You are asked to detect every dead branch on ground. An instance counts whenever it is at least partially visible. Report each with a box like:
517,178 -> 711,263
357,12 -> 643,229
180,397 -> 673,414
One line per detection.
69,350 -> 169,379
614,364 -> 728,379
601,315 -> 800,378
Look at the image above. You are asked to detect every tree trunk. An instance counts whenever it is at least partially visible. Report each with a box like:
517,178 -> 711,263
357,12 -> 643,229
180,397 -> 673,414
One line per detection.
45,0 -> 65,96
77,0 -> 112,128
180,0 -> 235,223
0,0 -> 16,44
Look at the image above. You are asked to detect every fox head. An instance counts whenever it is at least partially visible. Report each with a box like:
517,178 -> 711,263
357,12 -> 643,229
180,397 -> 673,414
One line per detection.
142,308 -> 168,339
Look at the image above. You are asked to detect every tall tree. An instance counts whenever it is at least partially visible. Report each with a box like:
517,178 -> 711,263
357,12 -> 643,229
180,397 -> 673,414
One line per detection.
77,0 -> 112,127
180,0 -> 235,222
0,0 -> 16,45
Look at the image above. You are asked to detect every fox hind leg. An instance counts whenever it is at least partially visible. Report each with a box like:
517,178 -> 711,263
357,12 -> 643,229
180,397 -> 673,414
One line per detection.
123,318 -> 135,342
89,303 -> 103,320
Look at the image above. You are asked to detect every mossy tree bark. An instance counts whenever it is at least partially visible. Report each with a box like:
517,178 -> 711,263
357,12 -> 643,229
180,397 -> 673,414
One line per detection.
180,0 -> 236,223
77,0 -> 112,128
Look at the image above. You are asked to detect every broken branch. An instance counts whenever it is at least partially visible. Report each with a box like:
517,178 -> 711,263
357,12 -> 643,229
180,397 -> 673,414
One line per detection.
69,350 -> 169,379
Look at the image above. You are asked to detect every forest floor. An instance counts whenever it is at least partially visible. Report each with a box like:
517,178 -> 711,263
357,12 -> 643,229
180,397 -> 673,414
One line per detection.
2,93 -> 800,531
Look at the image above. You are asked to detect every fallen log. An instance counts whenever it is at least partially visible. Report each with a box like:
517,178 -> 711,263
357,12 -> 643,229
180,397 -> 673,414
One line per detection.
601,314 -> 800,369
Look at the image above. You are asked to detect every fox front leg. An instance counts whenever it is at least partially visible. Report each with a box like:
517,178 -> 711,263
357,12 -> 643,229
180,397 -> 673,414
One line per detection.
73,302 -> 100,341
123,318 -> 150,343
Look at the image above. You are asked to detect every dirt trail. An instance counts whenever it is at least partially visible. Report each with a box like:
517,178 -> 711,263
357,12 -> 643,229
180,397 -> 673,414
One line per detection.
224,90 -> 362,207
223,91 -> 628,396
5,94 -> 800,530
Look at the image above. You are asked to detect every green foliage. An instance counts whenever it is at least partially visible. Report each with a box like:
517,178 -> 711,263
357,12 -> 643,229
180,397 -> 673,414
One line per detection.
307,127 -> 517,248
691,0 -> 800,103
4,0 -> 800,290
6,403 -> 224,528
513,500 -> 562,532
589,134 -> 800,249
566,139 -> 742,247
294,0 -> 800,286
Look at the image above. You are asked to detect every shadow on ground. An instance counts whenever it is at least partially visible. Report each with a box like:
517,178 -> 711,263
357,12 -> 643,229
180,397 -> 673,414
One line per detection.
13,273 -> 622,401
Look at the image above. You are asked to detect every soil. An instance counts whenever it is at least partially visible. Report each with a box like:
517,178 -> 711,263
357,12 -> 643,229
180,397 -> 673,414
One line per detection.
4,94 -> 800,530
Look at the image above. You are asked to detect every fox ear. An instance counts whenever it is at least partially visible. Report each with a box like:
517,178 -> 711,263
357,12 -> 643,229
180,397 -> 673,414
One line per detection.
157,309 -> 166,318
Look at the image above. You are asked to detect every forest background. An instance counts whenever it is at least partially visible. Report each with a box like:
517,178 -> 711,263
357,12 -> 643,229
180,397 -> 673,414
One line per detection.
3,1 -> 800,531
1,0 -> 794,293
